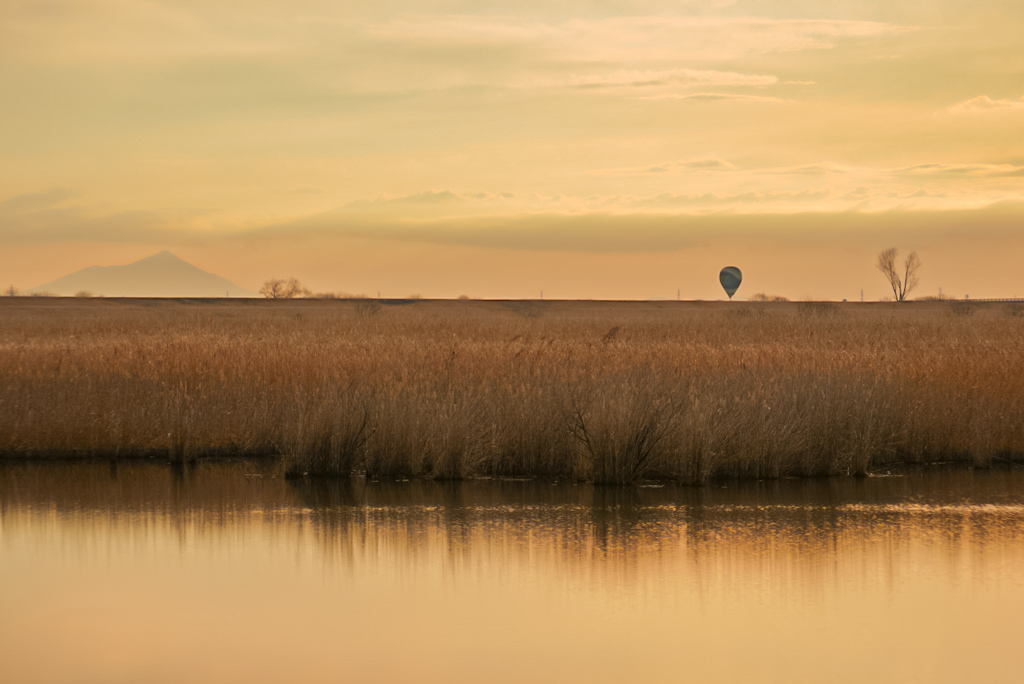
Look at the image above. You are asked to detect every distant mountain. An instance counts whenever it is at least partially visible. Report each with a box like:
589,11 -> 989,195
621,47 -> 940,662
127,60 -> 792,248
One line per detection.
30,251 -> 257,297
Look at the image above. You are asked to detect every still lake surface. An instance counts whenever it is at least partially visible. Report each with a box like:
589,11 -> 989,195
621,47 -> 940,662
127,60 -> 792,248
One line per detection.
2,462 -> 1023,684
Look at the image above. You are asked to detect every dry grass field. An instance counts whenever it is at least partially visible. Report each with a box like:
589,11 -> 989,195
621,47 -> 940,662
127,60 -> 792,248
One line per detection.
1,297 -> 1022,483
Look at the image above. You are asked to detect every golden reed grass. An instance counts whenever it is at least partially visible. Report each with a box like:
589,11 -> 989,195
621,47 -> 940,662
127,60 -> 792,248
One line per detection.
1,298 -> 1022,483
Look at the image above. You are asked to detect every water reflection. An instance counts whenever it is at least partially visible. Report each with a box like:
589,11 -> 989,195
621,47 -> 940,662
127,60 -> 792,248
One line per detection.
2,463 -> 1023,683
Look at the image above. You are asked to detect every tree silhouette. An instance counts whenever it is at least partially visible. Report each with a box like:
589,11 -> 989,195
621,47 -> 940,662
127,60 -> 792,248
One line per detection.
259,278 -> 310,299
876,248 -> 920,301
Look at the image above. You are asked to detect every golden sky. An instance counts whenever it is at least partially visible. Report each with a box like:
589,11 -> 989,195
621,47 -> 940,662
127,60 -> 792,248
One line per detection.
2,1 -> 1023,299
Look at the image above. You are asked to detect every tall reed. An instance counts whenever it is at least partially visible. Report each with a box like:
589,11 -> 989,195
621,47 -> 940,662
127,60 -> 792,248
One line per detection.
1,298 -> 1022,483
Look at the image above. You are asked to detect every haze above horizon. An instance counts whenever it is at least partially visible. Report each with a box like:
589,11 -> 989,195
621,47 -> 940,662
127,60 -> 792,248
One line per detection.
2,1 -> 1023,300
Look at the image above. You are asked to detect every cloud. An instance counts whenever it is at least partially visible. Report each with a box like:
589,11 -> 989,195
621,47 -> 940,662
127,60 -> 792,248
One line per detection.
0,7 -> 906,107
0,0 -> 283,64
638,92 -> 790,103
948,95 -> 1024,113
350,14 -> 905,95
593,159 -> 1024,183
897,163 -> 1024,178
0,190 -> 196,244
754,163 -> 854,176
344,190 -> 528,211
635,189 -> 831,209
0,188 -> 76,215
589,157 -> 734,176
681,159 -> 733,170
509,67 -> 782,101
256,201 -> 1024,253
5,183 -> 1024,256
516,68 -> 777,91
380,190 -> 463,205
370,15 -> 904,63
6,7 -> 902,70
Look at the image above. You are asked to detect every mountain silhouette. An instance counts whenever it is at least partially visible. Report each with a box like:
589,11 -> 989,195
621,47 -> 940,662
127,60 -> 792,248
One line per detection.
30,251 -> 257,297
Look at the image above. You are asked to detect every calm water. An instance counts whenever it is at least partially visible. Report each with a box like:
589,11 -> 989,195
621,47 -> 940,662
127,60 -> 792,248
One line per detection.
2,463 -> 1023,684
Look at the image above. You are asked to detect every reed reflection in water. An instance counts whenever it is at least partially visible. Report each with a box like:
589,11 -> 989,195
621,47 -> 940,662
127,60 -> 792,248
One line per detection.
1,463 -> 1023,684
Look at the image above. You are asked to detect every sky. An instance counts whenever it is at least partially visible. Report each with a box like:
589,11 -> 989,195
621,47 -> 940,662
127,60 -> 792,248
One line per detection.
2,0 -> 1023,300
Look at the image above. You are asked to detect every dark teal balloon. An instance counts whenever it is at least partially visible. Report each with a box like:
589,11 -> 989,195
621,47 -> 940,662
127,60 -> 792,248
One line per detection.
719,266 -> 742,299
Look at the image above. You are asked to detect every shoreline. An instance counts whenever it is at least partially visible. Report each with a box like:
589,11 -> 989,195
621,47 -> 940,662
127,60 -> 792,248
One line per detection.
2,450 -> 1022,482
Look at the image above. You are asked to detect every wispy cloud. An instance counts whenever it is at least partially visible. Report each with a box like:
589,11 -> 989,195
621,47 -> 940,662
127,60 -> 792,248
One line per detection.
636,92 -> 790,103
516,67 -> 770,90
344,190 -> 530,211
351,14 -> 905,96
0,0 -> 282,64
0,5 -> 911,112
257,201 -> 1024,253
897,163 -> 1024,178
0,189 -> 195,243
589,157 -> 735,176
3,7 -> 905,72
6,183 -> 1024,255
948,95 -> 1024,113
0,188 -> 76,215
348,190 -> 464,208
634,189 -> 831,209
370,15 -> 905,63
754,163 -> 855,175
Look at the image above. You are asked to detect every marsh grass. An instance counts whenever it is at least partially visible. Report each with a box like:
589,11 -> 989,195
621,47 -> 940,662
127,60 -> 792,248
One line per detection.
1,298 -> 1022,483
948,300 -> 975,317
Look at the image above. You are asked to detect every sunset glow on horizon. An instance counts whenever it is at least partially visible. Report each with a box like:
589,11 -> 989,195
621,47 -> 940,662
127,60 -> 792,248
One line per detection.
2,1 -> 1023,300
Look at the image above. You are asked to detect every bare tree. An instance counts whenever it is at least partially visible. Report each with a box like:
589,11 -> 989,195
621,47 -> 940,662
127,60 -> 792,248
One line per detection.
259,279 -> 284,298
876,248 -> 921,301
749,292 -> 789,302
259,278 -> 310,299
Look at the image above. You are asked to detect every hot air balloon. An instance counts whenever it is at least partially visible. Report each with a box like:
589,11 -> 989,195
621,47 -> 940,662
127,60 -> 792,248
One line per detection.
719,266 -> 742,299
